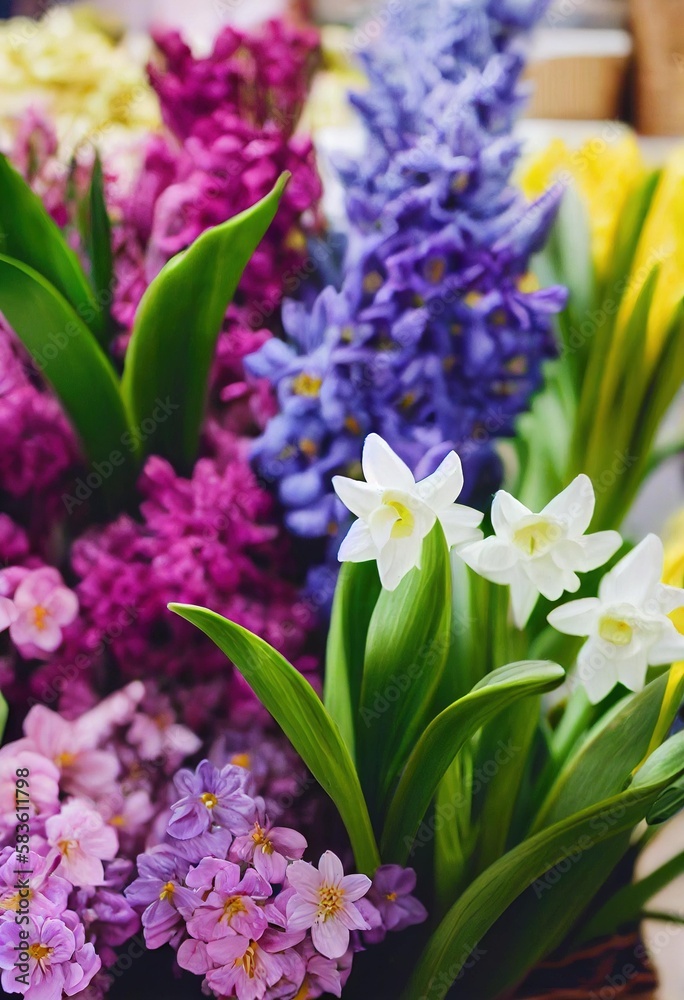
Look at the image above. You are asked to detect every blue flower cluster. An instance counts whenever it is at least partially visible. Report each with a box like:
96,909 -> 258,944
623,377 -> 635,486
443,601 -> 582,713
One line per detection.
246,0 -> 566,564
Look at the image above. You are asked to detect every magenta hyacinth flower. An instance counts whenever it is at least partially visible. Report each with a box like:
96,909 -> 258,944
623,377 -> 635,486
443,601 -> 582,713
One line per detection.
0,912 -> 100,1000
0,749 -> 60,838
45,799 -> 118,886
286,852 -> 371,960
230,803 -> 308,883
186,862 -> 271,941
364,865 -> 428,943
9,568 -> 78,656
167,760 -> 256,839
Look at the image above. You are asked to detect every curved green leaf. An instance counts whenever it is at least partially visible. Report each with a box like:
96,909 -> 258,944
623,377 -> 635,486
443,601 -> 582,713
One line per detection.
381,661 -> 565,863
123,174 -> 289,471
0,153 -> 101,338
85,153 -> 114,346
403,732 -> 684,1000
0,256 -> 138,507
169,603 -> 380,875
358,523 -> 452,809
324,560 -> 381,759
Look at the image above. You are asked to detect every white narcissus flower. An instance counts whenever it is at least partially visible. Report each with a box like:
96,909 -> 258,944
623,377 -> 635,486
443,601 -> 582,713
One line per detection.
548,534 -> 684,704
457,475 -> 622,629
332,434 -> 484,591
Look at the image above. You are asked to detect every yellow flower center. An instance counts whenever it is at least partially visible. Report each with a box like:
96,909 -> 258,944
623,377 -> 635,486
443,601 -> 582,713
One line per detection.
109,815 -> 126,827
599,616 -> 634,646
293,980 -> 312,1000
32,605 -> 50,631
55,751 -> 76,768
57,838 -> 76,857
318,884 -> 345,920
1,889 -> 31,912
222,896 -> 247,921
28,943 -> 51,963
344,415 -> 361,435
513,519 -> 558,557
159,881 -> 175,901
251,823 -> 275,855
299,438 -> 318,457
384,500 -> 416,539
425,257 -> 446,284
200,792 -> 218,809
292,373 -> 323,398
385,891 -> 398,902
235,942 -> 258,978
230,753 -> 251,769
363,271 -> 383,295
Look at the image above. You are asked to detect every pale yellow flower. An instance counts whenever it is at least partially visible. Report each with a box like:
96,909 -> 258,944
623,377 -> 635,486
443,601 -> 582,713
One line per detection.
300,25 -> 368,134
618,147 -> 684,360
0,7 -> 160,157
520,134 -> 646,276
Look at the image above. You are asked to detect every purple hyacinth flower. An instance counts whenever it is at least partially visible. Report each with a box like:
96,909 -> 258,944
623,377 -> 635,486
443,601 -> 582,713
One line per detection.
187,862 -> 271,941
125,848 -> 197,950
167,759 -> 256,840
364,865 -> 428,943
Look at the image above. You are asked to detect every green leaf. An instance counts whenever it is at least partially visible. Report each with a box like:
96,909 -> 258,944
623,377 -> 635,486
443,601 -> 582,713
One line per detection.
169,603 -> 380,875
381,661 -> 565,864
324,560 -> 382,759
403,733 -> 684,1000
0,153 -> 101,339
122,175 -> 289,471
0,255 -> 138,508
357,523 -> 452,811
85,153 -> 114,346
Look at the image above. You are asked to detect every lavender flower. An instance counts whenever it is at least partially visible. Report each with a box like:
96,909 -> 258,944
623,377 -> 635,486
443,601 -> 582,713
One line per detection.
167,760 -> 256,839
363,865 -> 428,943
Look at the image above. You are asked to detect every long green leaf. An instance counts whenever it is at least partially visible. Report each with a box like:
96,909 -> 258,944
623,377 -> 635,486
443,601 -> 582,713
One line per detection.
86,153 -> 114,346
381,661 -> 565,863
123,175 -> 289,471
324,560 -> 381,759
0,256 -> 138,508
169,603 -> 380,874
0,153 -> 101,338
358,523 -> 452,810
403,732 -> 684,1000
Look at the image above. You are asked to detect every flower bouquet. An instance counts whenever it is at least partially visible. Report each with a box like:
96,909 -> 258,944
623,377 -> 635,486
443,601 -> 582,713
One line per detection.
0,3 -> 683,1000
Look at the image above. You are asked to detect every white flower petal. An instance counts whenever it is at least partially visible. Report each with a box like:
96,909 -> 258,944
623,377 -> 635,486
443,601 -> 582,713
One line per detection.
523,554 -> 567,602
368,505 -> 401,550
599,534 -> 664,606
457,537 -> 518,584
417,451 -> 464,510
577,641 -> 619,704
554,531 -> 621,573
491,490 -> 532,538
437,504 -> 484,548
362,434 -> 415,491
332,476 -> 380,520
656,583 -> 684,615
541,474 -> 595,536
319,851 -> 344,886
377,535 -> 423,591
337,521 -> 378,564
509,569 -> 539,629
648,619 -> 684,666
616,650 -> 651,692
547,598 -> 602,637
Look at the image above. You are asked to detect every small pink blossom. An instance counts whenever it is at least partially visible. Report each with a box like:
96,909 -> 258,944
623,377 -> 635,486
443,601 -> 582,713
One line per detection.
186,862 -> 271,941
286,852 -> 371,960
204,934 -> 300,1000
0,911 -> 100,1000
9,568 -> 78,656
231,803 -> 307,884
0,596 -> 16,634
0,749 -> 60,836
46,799 -> 118,886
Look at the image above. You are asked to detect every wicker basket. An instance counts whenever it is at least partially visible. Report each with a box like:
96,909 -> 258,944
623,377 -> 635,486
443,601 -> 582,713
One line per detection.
630,0 -> 684,135
513,933 -> 657,1000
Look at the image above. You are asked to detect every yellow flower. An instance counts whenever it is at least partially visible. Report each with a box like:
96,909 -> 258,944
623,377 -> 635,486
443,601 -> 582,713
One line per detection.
0,7 -> 159,156
618,147 -> 684,360
300,26 -> 368,134
520,133 -> 646,276
664,509 -> 684,635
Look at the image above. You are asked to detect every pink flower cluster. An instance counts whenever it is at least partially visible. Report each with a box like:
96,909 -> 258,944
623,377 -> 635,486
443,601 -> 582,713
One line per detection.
0,683 -> 201,1000
70,451 -> 317,725
149,20 -> 320,139
128,759 -> 427,1000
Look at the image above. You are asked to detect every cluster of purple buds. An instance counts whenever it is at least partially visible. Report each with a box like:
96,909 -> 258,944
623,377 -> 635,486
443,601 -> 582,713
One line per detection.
127,759 -> 427,1000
